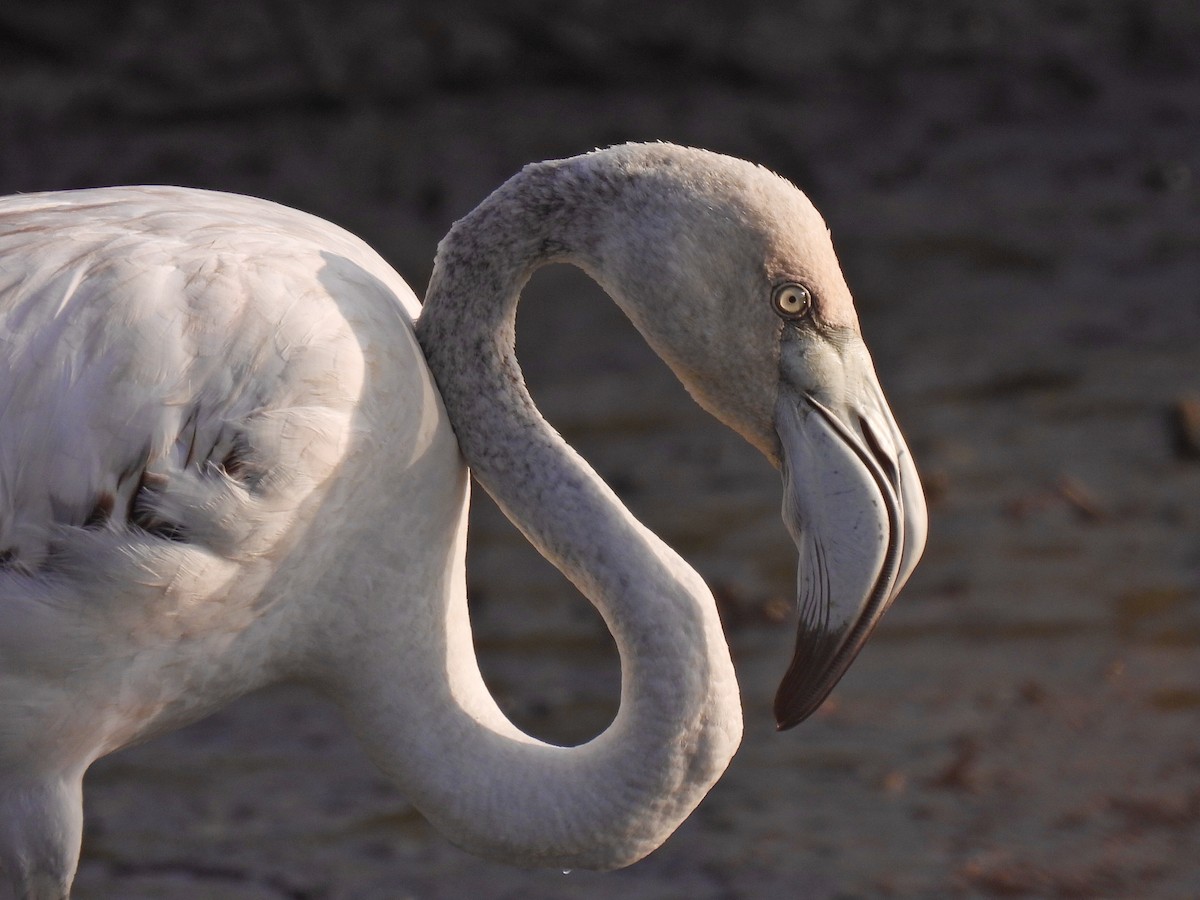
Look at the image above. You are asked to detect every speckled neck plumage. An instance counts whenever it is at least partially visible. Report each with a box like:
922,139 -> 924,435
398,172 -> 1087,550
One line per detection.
409,147 -> 743,868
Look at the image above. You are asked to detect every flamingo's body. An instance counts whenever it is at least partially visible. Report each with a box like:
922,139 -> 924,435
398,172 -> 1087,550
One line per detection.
0,144 -> 925,898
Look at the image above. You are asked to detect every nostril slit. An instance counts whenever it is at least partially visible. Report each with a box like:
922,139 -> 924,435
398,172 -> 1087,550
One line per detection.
859,415 -> 899,491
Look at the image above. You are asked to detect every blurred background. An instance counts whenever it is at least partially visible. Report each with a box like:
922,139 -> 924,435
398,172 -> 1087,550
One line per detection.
2,1 -> 1199,897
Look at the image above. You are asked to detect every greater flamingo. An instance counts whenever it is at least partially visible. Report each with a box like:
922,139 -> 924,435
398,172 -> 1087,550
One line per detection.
0,143 -> 926,898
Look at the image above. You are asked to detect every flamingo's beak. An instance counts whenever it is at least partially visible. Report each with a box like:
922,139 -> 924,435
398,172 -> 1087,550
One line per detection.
772,338 -> 927,730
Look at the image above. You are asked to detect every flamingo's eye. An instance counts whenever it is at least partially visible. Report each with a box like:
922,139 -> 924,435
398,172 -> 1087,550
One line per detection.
772,283 -> 812,320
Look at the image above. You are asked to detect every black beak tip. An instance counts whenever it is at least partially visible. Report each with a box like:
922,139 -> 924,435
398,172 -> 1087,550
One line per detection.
773,681 -> 824,732
773,697 -> 820,731
772,627 -> 846,732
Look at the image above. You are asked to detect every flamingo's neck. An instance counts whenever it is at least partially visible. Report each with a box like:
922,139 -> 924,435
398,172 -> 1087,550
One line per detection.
342,156 -> 742,869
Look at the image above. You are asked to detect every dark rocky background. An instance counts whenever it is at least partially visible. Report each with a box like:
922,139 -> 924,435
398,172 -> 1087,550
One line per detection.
2,2 -> 1199,897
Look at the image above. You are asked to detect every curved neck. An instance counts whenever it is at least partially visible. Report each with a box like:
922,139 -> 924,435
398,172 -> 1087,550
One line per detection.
378,158 -> 742,869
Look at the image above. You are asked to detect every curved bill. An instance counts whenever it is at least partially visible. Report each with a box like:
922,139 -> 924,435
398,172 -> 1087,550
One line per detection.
773,382 -> 927,730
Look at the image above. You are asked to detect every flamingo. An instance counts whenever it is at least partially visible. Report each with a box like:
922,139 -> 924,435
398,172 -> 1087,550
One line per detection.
0,143 -> 926,898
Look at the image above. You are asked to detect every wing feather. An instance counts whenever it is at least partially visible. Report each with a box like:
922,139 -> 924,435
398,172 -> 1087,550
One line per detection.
0,186 -> 408,632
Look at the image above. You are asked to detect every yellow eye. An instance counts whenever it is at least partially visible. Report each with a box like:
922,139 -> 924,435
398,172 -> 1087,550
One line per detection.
772,283 -> 812,319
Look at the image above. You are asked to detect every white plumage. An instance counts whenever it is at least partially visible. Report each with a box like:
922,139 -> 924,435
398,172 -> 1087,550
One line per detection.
0,144 -> 925,898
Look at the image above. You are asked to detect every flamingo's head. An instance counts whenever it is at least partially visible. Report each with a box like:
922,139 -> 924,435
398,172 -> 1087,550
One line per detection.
582,143 -> 928,729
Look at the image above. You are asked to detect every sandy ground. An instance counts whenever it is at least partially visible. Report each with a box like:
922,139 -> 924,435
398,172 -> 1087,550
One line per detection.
2,2 -> 1199,897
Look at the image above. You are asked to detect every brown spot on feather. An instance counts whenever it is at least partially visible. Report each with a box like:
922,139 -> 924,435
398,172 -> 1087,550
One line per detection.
221,434 -> 251,480
131,469 -> 188,542
84,493 -> 115,528
182,408 -> 201,469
